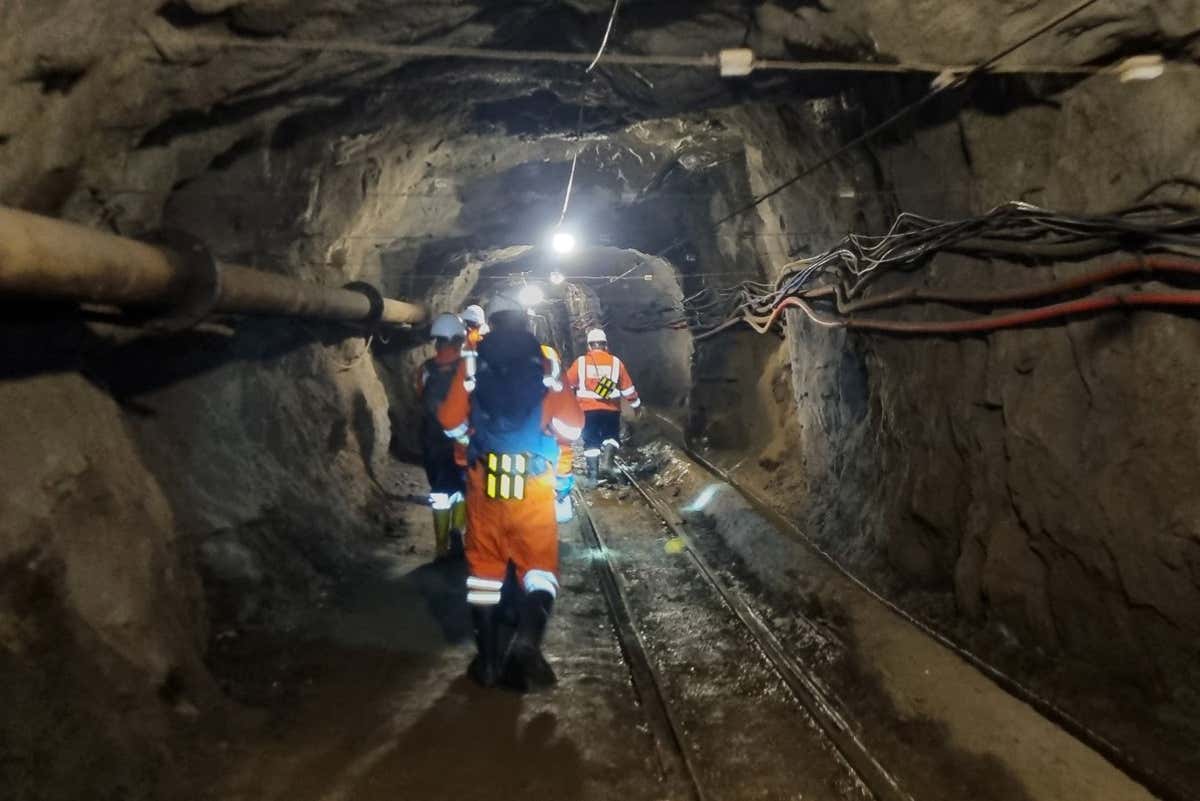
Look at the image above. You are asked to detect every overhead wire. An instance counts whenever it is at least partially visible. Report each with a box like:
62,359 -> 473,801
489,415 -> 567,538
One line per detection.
146,31 -> 1129,79
586,0 -> 623,73
653,0 -> 1111,260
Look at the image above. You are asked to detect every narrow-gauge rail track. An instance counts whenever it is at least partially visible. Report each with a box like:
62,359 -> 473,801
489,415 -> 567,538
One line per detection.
574,472 -> 911,801
575,494 -> 709,801
653,414 -> 1186,801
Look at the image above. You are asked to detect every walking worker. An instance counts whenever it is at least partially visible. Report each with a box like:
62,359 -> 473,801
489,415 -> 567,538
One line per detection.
417,313 -> 469,559
438,293 -> 584,691
539,342 -> 577,523
564,328 -> 641,485
461,304 -> 487,353
459,303 -> 488,393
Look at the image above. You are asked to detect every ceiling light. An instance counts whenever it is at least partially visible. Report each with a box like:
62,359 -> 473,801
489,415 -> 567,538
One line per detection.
518,284 -> 545,307
551,230 -> 576,255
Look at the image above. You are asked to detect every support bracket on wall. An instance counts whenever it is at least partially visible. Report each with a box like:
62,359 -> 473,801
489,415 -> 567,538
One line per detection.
144,229 -> 222,332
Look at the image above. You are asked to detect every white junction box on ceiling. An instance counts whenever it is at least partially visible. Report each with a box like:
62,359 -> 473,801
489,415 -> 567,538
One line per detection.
719,48 -> 755,78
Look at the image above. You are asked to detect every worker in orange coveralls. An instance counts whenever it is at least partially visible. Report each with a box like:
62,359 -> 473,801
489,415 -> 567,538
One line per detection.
456,303 -> 488,394
564,327 -> 641,486
539,342 -> 577,523
438,293 -> 583,691
460,304 -> 487,357
416,313 -> 468,558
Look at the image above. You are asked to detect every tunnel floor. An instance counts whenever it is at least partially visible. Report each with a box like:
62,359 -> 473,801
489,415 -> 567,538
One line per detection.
194,448 -> 1162,801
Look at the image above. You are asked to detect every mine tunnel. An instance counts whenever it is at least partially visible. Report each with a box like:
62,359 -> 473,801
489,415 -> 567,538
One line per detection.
3,2 -> 1200,800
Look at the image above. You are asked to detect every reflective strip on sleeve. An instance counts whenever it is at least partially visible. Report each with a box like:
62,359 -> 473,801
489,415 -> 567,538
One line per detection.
466,590 -> 502,606
429,492 -> 453,510
551,418 -> 583,440
444,422 -> 469,439
602,438 -> 619,449
583,448 -> 601,458
523,569 -> 559,598
620,386 -> 638,397
466,576 -> 504,592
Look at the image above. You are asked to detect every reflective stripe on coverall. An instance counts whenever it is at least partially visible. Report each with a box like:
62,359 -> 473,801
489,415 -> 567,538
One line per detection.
438,359 -> 584,601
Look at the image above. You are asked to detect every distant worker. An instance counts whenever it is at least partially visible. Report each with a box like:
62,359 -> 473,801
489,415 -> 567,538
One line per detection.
439,294 -> 584,690
565,328 -> 641,486
459,303 -> 488,393
461,303 -> 488,351
417,313 -> 468,559
540,343 -> 576,522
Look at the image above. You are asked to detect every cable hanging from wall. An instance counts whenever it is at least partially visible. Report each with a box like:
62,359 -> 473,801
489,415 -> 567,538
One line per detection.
634,202 -> 1200,339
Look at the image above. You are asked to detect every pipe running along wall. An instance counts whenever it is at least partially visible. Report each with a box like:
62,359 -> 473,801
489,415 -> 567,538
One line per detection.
0,206 -> 427,326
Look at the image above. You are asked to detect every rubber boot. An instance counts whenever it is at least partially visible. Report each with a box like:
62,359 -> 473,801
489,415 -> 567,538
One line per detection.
496,571 -> 522,630
432,508 -> 453,559
584,456 -> 600,489
600,443 -> 618,479
467,605 -> 502,688
501,589 -> 557,692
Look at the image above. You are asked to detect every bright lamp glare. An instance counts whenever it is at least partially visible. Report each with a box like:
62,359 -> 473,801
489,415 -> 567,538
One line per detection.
551,231 -> 576,254
549,271 -> 565,285
518,284 -> 545,307
684,484 -> 721,513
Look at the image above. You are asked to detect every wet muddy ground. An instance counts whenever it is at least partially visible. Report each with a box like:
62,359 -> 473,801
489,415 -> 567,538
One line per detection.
192,454 -> 1164,801
200,464 -> 664,801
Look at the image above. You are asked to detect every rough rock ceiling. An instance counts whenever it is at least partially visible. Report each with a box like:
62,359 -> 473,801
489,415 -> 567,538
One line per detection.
4,1 -> 1196,221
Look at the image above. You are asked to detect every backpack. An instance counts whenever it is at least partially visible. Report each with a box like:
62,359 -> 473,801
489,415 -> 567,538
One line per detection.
469,330 -> 555,467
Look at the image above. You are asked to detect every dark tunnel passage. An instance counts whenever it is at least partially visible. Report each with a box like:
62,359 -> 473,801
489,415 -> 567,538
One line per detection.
3,3 -> 1200,801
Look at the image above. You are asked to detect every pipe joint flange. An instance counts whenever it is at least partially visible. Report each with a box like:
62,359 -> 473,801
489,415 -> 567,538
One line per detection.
343,281 -> 386,328
145,230 -> 222,332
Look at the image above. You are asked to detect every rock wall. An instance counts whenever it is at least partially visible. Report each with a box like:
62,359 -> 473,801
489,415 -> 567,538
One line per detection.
4,0 -> 1200,794
0,10 -> 454,795
706,61 -> 1200,781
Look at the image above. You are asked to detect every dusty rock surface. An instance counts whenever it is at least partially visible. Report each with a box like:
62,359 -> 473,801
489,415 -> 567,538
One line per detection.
3,0 -> 1200,797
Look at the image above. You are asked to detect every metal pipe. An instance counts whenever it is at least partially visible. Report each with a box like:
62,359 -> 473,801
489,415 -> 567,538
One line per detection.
0,205 -> 426,325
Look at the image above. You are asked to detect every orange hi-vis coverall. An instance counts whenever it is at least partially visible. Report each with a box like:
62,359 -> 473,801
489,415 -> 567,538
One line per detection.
438,359 -> 584,604
416,343 -> 467,470
565,350 -> 641,414
540,344 -> 575,486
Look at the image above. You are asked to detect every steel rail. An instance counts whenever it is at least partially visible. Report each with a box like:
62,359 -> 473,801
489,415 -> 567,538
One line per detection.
654,415 -> 1190,801
612,464 -> 912,801
573,492 -> 708,801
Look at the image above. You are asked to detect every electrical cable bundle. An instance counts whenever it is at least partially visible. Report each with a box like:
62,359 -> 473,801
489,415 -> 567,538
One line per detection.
663,201 -> 1200,339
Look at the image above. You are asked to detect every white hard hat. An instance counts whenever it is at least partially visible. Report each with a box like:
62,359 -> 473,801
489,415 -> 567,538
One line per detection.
487,292 -> 525,318
461,304 -> 486,327
431,312 -> 466,340
586,328 -> 608,344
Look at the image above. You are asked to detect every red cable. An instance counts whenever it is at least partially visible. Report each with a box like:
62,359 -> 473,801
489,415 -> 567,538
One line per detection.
785,290 -> 1200,334
728,257 -> 1200,336
832,257 -> 1200,313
